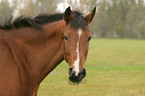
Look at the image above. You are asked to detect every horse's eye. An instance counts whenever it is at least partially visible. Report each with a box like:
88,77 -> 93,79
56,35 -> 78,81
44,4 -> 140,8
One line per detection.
64,35 -> 68,40
88,36 -> 91,41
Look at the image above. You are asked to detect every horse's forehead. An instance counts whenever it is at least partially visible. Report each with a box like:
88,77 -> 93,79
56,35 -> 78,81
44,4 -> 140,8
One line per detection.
77,29 -> 82,37
65,25 -> 89,38
68,28 -> 83,39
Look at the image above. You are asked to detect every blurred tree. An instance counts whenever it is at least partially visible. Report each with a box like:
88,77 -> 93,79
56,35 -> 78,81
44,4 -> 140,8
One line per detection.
67,0 -> 98,13
37,0 -> 58,13
18,0 -> 38,16
93,0 -> 145,39
0,0 -> 13,23
17,0 -> 61,16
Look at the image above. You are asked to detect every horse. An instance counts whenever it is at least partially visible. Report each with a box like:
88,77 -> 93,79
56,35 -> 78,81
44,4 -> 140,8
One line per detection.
0,6 -> 96,96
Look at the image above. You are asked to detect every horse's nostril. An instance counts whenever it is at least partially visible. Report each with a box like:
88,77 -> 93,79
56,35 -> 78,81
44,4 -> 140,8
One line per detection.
78,73 -> 81,77
69,68 -> 73,76
79,69 -> 86,79
69,68 -> 72,73
68,68 -> 86,82
82,69 -> 86,75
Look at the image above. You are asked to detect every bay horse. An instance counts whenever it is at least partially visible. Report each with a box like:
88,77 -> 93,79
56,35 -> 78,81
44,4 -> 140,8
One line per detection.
0,7 -> 96,96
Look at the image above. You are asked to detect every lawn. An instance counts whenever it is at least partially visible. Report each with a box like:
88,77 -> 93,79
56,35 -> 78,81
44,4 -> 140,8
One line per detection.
38,39 -> 145,96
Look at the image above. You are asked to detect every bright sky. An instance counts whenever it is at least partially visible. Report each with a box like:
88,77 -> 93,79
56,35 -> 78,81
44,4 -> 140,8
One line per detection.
57,0 -> 69,12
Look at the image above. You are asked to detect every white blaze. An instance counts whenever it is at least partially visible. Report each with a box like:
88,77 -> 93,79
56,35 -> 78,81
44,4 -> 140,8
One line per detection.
73,29 -> 82,76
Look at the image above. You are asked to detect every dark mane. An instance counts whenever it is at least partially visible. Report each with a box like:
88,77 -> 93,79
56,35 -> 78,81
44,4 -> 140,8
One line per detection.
70,11 -> 88,30
0,16 -> 41,30
35,11 -> 88,30
34,13 -> 63,24
0,11 -> 88,30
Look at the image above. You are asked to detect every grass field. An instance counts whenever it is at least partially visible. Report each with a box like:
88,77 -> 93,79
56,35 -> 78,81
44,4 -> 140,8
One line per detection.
38,39 -> 145,96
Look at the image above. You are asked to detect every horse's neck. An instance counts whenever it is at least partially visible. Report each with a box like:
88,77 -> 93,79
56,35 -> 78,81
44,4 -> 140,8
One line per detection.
6,20 -> 65,84
29,20 -> 65,84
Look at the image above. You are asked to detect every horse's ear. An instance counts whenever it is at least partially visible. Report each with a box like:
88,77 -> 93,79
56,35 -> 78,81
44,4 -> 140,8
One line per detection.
84,7 -> 96,24
64,6 -> 73,24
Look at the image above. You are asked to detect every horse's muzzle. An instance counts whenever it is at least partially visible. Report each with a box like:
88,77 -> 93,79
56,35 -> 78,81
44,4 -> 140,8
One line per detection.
69,68 -> 86,82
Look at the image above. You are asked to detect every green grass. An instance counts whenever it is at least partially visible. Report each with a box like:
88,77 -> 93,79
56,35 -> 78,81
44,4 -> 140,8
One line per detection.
38,39 -> 145,96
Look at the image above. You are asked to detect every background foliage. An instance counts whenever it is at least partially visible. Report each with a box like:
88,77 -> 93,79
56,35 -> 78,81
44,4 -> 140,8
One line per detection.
0,0 -> 145,39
